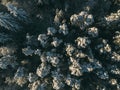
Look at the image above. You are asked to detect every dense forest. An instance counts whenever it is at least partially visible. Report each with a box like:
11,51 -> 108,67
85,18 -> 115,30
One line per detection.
0,0 -> 120,90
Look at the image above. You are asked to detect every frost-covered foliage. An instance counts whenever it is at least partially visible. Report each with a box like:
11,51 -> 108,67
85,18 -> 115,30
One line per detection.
20,6 -> 120,89
87,27 -> 99,37
0,12 -> 21,31
0,2 -> 31,31
6,3 -> 31,24
111,52 -> 120,62
28,80 -> 47,90
0,0 -> 120,90
38,34 -> 48,47
14,67 -> 28,86
0,55 -> 17,69
70,11 -> 94,29
113,31 -> 120,47
54,9 -> 64,25
36,62 -> 51,78
47,27 -> 57,36
65,75 -> 81,90
0,46 -> 15,56
100,9 -> 120,29
0,45 -> 17,69
28,73 -> 38,83
105,9 -> 120,23
59,23 -> 69,35
51,69 -> 65,90
75,37 -> 91,48
95,39 -> 111,54
51,37 -> 63,47
22,46 -> 34,56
